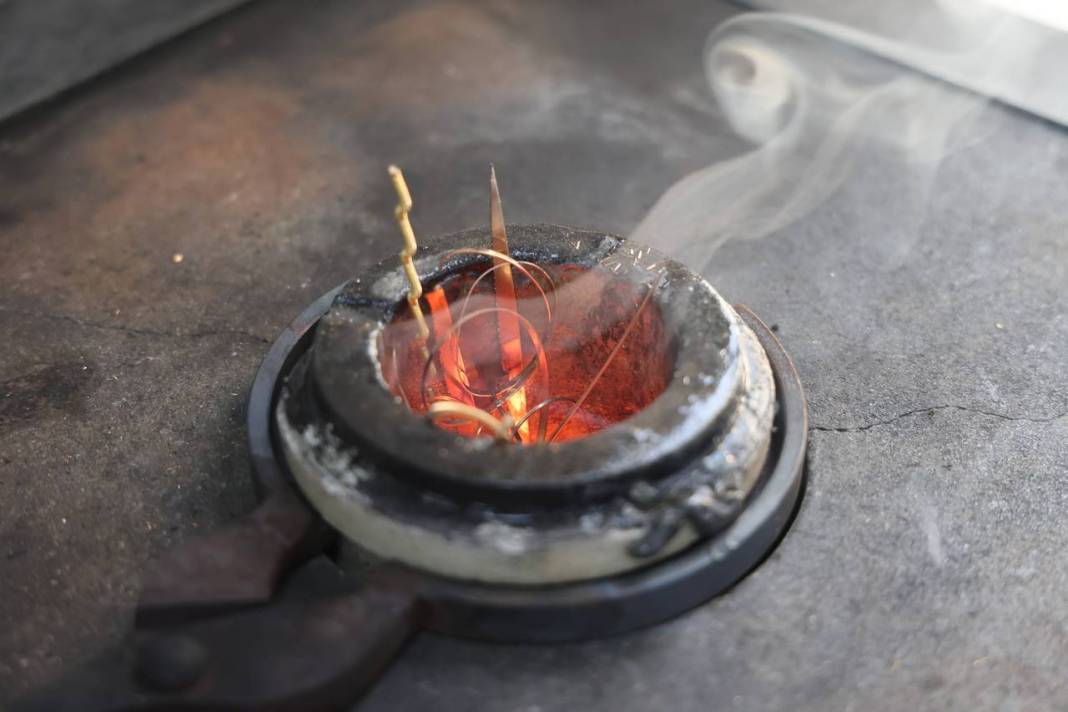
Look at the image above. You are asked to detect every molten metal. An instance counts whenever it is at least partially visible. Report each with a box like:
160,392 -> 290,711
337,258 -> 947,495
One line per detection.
382,166 -> 673,445
381,255 -> 672,444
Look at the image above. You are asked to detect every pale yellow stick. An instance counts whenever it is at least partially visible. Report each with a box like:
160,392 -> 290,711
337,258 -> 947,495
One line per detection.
489,166 -> 529,440
388,165 -> 430,345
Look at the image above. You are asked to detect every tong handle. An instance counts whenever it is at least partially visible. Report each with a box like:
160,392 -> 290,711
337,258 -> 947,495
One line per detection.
14,561 -> 421,712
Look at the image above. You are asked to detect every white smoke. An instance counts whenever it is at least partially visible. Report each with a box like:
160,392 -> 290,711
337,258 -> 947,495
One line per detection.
631,0 -> 1068,272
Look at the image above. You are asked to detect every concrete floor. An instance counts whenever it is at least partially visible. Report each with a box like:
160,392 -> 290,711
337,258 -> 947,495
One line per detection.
1,0 -> 1066,709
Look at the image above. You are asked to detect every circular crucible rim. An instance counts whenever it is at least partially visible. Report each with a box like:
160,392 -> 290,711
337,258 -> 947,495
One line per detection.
307,224 -> 748,508
274,313 -> 775,585
415,305 -> 806,641
247,282 -> 806,641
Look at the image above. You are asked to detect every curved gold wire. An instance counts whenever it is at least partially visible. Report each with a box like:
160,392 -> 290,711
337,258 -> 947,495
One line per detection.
414,247 -> 655,445
409,255 -> 553,407
443,257 -> 554,404
427,400 -> 513,441
444,250 -> 556,339
510,396 -> 577,443
456,259 -> 556,336
420,306 -> 549,415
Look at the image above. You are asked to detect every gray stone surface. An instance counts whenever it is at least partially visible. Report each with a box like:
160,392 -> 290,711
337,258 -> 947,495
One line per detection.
0,0 -> 250,121
1,0 -> 1066,709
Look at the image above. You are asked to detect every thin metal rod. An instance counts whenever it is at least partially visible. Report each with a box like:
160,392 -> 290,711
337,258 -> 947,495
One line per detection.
489,166 -> 522,369
488,166 -> 529,439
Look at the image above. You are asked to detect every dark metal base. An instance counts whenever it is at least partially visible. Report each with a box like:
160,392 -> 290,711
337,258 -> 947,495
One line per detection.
251,287 -> 808,642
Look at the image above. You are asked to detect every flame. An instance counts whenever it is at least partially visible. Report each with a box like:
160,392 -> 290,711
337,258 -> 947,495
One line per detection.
426,286 -> 473,401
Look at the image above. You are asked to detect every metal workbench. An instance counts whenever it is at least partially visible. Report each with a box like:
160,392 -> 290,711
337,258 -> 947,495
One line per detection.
1,1 -> 1065,709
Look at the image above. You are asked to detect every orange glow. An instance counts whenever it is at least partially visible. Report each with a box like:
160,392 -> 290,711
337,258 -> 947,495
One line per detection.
381,261 -> 673,444
425,286 -> 473,403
